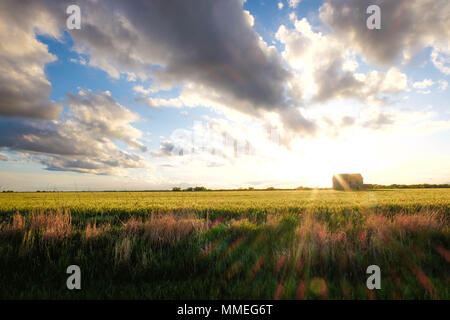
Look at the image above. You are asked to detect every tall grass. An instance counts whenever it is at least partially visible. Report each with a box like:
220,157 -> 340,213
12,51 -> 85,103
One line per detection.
0,189 -> 448,299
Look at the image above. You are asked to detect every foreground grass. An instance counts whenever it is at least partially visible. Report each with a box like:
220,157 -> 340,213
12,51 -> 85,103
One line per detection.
0,189 -> 449,299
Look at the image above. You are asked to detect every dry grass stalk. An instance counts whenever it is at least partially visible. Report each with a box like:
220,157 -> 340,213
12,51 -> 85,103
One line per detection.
0,213 -> 26,236
30,209 -> 72,241
114,237 -> 133,264
143,214 -> 203,246
85,222 -> 110,239
123,217 -> 144,235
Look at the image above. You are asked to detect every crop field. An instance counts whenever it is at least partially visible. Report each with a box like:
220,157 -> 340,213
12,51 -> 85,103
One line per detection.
0,189 -> 449,299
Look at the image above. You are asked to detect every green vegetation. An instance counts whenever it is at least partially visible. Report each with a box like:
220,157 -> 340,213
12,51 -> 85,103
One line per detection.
372,184 -> 450,189
0,189 -> 448,299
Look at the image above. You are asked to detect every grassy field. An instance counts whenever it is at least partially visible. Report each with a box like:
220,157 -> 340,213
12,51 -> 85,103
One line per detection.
0,189 -> 449,299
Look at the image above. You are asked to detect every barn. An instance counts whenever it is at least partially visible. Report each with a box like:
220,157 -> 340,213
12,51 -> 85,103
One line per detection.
332,173 -> 364,191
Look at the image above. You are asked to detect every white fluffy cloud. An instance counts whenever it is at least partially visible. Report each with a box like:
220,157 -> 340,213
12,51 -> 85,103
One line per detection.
276,18 -> 408,105
438,80 -> 449,91
431,46 -> 450,75
413,79 -> 435,90
0,1 -> 61,119
412,79 -> 449,94
288,0 -> 301,9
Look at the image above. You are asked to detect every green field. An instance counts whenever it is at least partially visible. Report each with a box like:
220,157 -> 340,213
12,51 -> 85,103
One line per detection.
0,189 -> 449,299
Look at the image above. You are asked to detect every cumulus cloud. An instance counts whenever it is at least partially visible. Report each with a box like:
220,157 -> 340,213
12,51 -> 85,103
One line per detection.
438,80 -> 449,91
319,0 -> 450,69
136,81 -> 316,138
151,141 -> 176,158
278,2 -> 284,10
431,46 -> 450,75
0,153 -> 8,161
1,0 -> 446,153
66,1 -> 290,104
0,90 -> 147,175
412,78 -> 449,94
288,0 -> 301,9
67,89 -> 147,152
413,79 -> 435,90
20,0 -> 314,136
362,112 -> 394,130
0,0 -> 61,119
276,18 -> 408,105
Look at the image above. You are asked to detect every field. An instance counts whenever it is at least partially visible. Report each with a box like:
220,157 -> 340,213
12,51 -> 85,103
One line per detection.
0,189 -> 449,299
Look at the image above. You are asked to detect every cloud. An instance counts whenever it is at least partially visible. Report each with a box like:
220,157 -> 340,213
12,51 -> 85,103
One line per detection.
1,0 -> 444,151
412,78 -> 449,93
288,0 -> 301,9
66,1 -> 290,104
438,80 -> 449,91
69,56 -> 87,66
341,116 -> 355,127
67,89 -> 147,152
0,0 -> 62,119
0,90 -> 147,175
362,113 -> 394,130
278,2 -> 284,10
413,79 -> 435,90
319,0 -> 450,69
0,153 -> 8,161
20,0 -> 314,136
136,81 -> 317,137
276,18 -> 408,105
431,46 -> 450,75
151,141 -> 176,158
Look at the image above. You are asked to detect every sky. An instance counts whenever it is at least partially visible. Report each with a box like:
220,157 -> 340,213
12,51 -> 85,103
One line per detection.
0,0 -> 449,191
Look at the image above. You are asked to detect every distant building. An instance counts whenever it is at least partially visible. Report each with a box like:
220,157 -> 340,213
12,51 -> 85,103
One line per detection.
332,173 -> 364,190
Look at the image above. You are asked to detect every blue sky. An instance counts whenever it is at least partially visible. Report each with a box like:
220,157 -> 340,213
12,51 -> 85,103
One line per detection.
0,0 -> 449,191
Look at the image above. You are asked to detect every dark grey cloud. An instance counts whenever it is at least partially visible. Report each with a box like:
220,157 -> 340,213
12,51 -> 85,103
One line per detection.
0,90 -> 147,175
151,141 -> 176,158
312,59 -> 363,102
74,0 -> 290,107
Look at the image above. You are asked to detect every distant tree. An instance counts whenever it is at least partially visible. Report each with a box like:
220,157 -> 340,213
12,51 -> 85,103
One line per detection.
184,187 -> 193,191
248,187 -> 255,191
266,187 -> 275,190
172,187 -> 181,191
296,186 -> 312,190
193,186 -> 207,191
